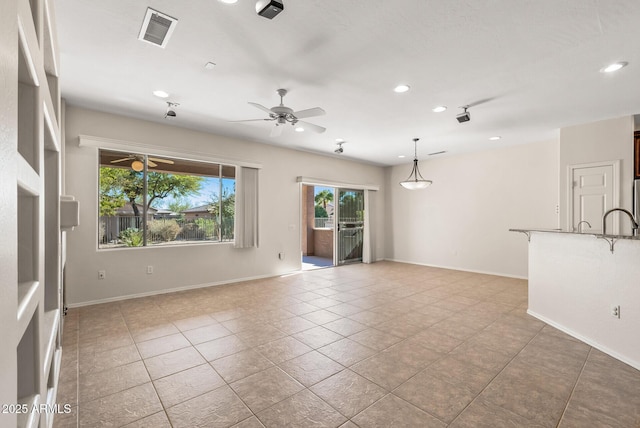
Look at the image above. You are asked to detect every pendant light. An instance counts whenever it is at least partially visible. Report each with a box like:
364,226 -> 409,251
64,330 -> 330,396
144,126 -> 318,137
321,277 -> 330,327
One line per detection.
400,138 -> 432,190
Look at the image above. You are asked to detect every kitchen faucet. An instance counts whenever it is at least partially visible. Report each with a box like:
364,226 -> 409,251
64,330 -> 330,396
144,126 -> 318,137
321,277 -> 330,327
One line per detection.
601,208 -> 639,236
576,220 -> 591,233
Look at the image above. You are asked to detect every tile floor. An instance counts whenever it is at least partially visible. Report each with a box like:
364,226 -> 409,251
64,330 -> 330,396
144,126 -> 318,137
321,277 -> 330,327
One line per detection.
53,261 -> 640,427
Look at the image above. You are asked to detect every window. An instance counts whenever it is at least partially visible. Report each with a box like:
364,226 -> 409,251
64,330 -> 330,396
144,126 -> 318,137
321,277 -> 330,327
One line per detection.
98,149 -> 235,249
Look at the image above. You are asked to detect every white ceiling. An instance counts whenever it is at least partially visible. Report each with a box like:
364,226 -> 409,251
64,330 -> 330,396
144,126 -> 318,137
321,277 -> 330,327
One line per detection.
56,0 -> 640,166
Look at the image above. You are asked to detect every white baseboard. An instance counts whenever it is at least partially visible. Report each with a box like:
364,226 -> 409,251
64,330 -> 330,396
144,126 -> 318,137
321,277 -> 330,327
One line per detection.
67,259 -> 526,308
527,309 -> 640,371
66,270 -> 298,308
384,258 -> 528,280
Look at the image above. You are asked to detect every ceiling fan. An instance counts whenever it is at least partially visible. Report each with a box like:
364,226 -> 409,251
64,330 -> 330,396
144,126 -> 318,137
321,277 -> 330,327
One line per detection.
232,89 -> 326,137
110,155 -> 174,171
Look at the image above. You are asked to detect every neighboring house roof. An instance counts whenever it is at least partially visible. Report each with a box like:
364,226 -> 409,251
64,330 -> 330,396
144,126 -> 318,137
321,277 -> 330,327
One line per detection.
181,204 -> 213,214
116,202 -> 157,215
154,209 -> 180,216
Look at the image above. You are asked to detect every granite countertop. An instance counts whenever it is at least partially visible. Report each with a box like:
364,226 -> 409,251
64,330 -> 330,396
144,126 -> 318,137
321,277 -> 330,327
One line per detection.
509,228 -> 640,241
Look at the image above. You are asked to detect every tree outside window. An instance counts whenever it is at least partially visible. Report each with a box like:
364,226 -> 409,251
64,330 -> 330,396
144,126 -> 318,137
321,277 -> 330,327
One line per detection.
98,150 -> 235,248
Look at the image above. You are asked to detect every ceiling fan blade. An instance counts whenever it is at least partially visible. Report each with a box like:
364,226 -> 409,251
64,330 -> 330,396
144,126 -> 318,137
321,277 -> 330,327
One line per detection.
270,125 -> 284,137
147,160 -> 158,168
292,107 -> 325,119
110,157 -> 132,163
297,120 -> 326,134
148,157 -> 174,164
229,118 -> 273,123
248,102 -> 274,115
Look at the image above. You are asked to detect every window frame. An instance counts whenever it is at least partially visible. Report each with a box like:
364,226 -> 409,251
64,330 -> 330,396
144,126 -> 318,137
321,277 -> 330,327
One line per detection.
98,149 -> 236,249
79,135 -> 262,251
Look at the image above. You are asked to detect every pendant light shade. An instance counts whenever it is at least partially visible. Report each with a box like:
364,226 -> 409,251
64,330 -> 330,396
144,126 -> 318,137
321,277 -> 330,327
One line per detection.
400,138 -> 432,189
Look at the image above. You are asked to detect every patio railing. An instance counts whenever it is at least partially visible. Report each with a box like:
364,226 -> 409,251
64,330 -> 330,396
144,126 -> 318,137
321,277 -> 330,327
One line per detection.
99,216 -> 234,248
314,218 -> 333,228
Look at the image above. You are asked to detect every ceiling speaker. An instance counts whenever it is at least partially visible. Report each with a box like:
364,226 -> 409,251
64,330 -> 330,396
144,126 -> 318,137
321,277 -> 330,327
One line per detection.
456,111 -> 470,123
256,0 -> 284,19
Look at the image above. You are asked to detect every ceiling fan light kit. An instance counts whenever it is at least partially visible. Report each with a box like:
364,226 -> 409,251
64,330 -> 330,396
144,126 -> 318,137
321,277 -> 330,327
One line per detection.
131,160 -> 144,172
110,154 -> 175,171
400,138 -> 432,190
233,88 -> 326,136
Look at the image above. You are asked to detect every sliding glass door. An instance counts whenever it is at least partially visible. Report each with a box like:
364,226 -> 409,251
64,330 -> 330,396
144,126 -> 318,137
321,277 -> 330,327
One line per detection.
335,189 -> 364,265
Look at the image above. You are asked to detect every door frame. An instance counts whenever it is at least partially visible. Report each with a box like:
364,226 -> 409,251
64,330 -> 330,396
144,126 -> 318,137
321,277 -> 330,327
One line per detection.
567,160 -> 620,233
297,177 -> 379,268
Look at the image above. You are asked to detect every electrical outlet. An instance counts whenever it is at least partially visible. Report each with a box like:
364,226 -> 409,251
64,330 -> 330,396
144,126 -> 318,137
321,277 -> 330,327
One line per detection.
147,265 -> 153,274
98,270 -> 106,280
611,304 -> 621,318
278,252 -> 285,260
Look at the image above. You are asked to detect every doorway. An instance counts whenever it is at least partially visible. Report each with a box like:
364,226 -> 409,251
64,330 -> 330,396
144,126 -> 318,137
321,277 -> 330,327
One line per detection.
301,185 -> 335,270
568,161 -> 619,234
300,185 -> 366,270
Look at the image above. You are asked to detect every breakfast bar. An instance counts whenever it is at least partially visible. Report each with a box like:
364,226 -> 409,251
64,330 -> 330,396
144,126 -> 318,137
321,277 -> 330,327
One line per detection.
511,228 -> 640,370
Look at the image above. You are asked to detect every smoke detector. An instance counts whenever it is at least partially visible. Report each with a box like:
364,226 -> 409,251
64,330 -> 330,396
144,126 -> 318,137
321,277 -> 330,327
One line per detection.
138,8 -> 178,48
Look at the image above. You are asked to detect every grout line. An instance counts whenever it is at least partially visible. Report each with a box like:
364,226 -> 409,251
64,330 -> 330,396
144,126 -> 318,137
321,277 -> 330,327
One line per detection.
63,267 -> 568,428
555,346 -> 592,428
441,313 -> 545,425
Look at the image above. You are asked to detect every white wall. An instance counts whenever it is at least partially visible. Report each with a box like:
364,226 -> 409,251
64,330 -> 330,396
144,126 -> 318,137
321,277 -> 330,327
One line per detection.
64,106 -> 386,306
385,139 -> 560,278
529,232 -> 640,370
559,116 -> 634,232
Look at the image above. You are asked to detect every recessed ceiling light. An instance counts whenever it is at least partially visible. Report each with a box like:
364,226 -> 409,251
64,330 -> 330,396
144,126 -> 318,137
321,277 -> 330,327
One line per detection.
601,61 -> 628,73
335,138 -> 345,143
393,84 -> 410,93
204,62 -> 216,70
398,155 -> 406,158
295,127 -> 304,132
218,0 -> 238,3
489,136 -> 501,141
153,90 -> 169,98
432,106 -> 447,113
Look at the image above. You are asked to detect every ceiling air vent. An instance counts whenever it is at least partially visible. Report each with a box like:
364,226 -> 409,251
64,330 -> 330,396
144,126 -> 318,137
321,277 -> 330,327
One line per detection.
138,8 -> 178,48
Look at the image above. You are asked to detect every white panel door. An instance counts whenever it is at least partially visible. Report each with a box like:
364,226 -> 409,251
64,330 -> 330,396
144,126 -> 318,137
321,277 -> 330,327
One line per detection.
572,164 -> 614,234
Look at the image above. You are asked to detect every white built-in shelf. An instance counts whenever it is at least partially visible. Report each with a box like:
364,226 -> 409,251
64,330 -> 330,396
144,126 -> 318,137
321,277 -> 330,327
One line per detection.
46,73 -> 60,124
17,282 -> 39,339
17,155 -> 40,195
13,0 -> 63,424
42,309 -> 60,374
18,1 -> 41,81
43,98 -> 60,152
17,393 -> 40,428
42,0 -> 58,77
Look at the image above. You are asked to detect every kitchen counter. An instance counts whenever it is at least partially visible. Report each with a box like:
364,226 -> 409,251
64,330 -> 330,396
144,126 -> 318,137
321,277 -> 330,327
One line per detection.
510,227 -> 640,239
512,229 -> 640,370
